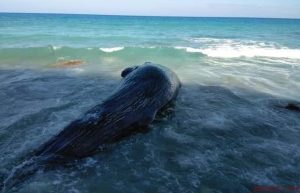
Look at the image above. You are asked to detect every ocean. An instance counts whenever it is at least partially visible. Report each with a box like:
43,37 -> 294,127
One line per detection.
0,13 -> 300,193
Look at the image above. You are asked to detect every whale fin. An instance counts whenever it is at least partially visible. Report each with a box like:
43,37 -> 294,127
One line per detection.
137,109 -> 156,127
121,66 -> 138,78
285,103 -> 300,112
155,101 -> 176,121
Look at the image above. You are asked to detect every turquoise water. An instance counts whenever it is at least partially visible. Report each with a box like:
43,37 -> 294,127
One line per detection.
0,13 -> 300,193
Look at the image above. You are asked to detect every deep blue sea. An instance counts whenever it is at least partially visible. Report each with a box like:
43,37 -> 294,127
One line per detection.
0,13 -> 300,193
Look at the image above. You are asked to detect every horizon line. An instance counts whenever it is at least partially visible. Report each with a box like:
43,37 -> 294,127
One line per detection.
1,11 -> 300,20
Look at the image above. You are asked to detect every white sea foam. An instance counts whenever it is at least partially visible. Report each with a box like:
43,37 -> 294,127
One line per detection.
71,68 -> 85,73
52,46 -> 62,50
189,37 -> 236,44
176,38 -> 300,59
99,47 -> 124,53
198,46 -> 300,59
189,37 -> 274,47
175,46 -> 204,53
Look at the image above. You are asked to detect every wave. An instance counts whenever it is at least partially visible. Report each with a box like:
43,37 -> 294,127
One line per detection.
99,47 -> 124,53
177,38 -> 300,59
34,42 -> 300,60
188,37 -> 278,47
49,46 -> 125,53
175,46 -> 300,59
0,44 -> 300,67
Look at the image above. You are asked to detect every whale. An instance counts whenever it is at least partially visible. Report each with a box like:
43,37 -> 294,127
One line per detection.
2,62 -> 181,191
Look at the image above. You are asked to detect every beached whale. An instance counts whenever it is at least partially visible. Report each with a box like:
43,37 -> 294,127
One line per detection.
35,62 -> 180,159
2,62 -> 181,191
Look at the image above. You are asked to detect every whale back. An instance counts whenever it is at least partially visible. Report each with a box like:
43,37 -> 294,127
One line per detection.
33,63 -> 180,159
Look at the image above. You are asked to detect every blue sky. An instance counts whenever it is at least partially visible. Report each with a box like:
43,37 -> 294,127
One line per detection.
0,0 -> 300,18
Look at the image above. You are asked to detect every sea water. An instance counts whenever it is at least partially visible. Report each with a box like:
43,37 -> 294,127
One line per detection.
0,13 -> 300,193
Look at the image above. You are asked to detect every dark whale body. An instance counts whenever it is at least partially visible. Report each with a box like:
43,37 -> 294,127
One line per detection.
35,62 -> 180,159
2,62 -> 180,191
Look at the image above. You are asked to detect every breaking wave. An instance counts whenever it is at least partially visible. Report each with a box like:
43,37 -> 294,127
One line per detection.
0,40 -> 300,68
177,38 -> 300,59
99,47 -> 124,52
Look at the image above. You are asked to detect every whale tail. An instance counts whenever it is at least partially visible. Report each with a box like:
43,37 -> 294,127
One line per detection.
1,157 -> 45,193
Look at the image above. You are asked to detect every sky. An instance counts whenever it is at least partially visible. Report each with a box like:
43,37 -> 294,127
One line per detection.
0,0 -> 300,19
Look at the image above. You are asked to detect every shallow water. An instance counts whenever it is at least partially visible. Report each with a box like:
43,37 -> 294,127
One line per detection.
0,13 -> 300,193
